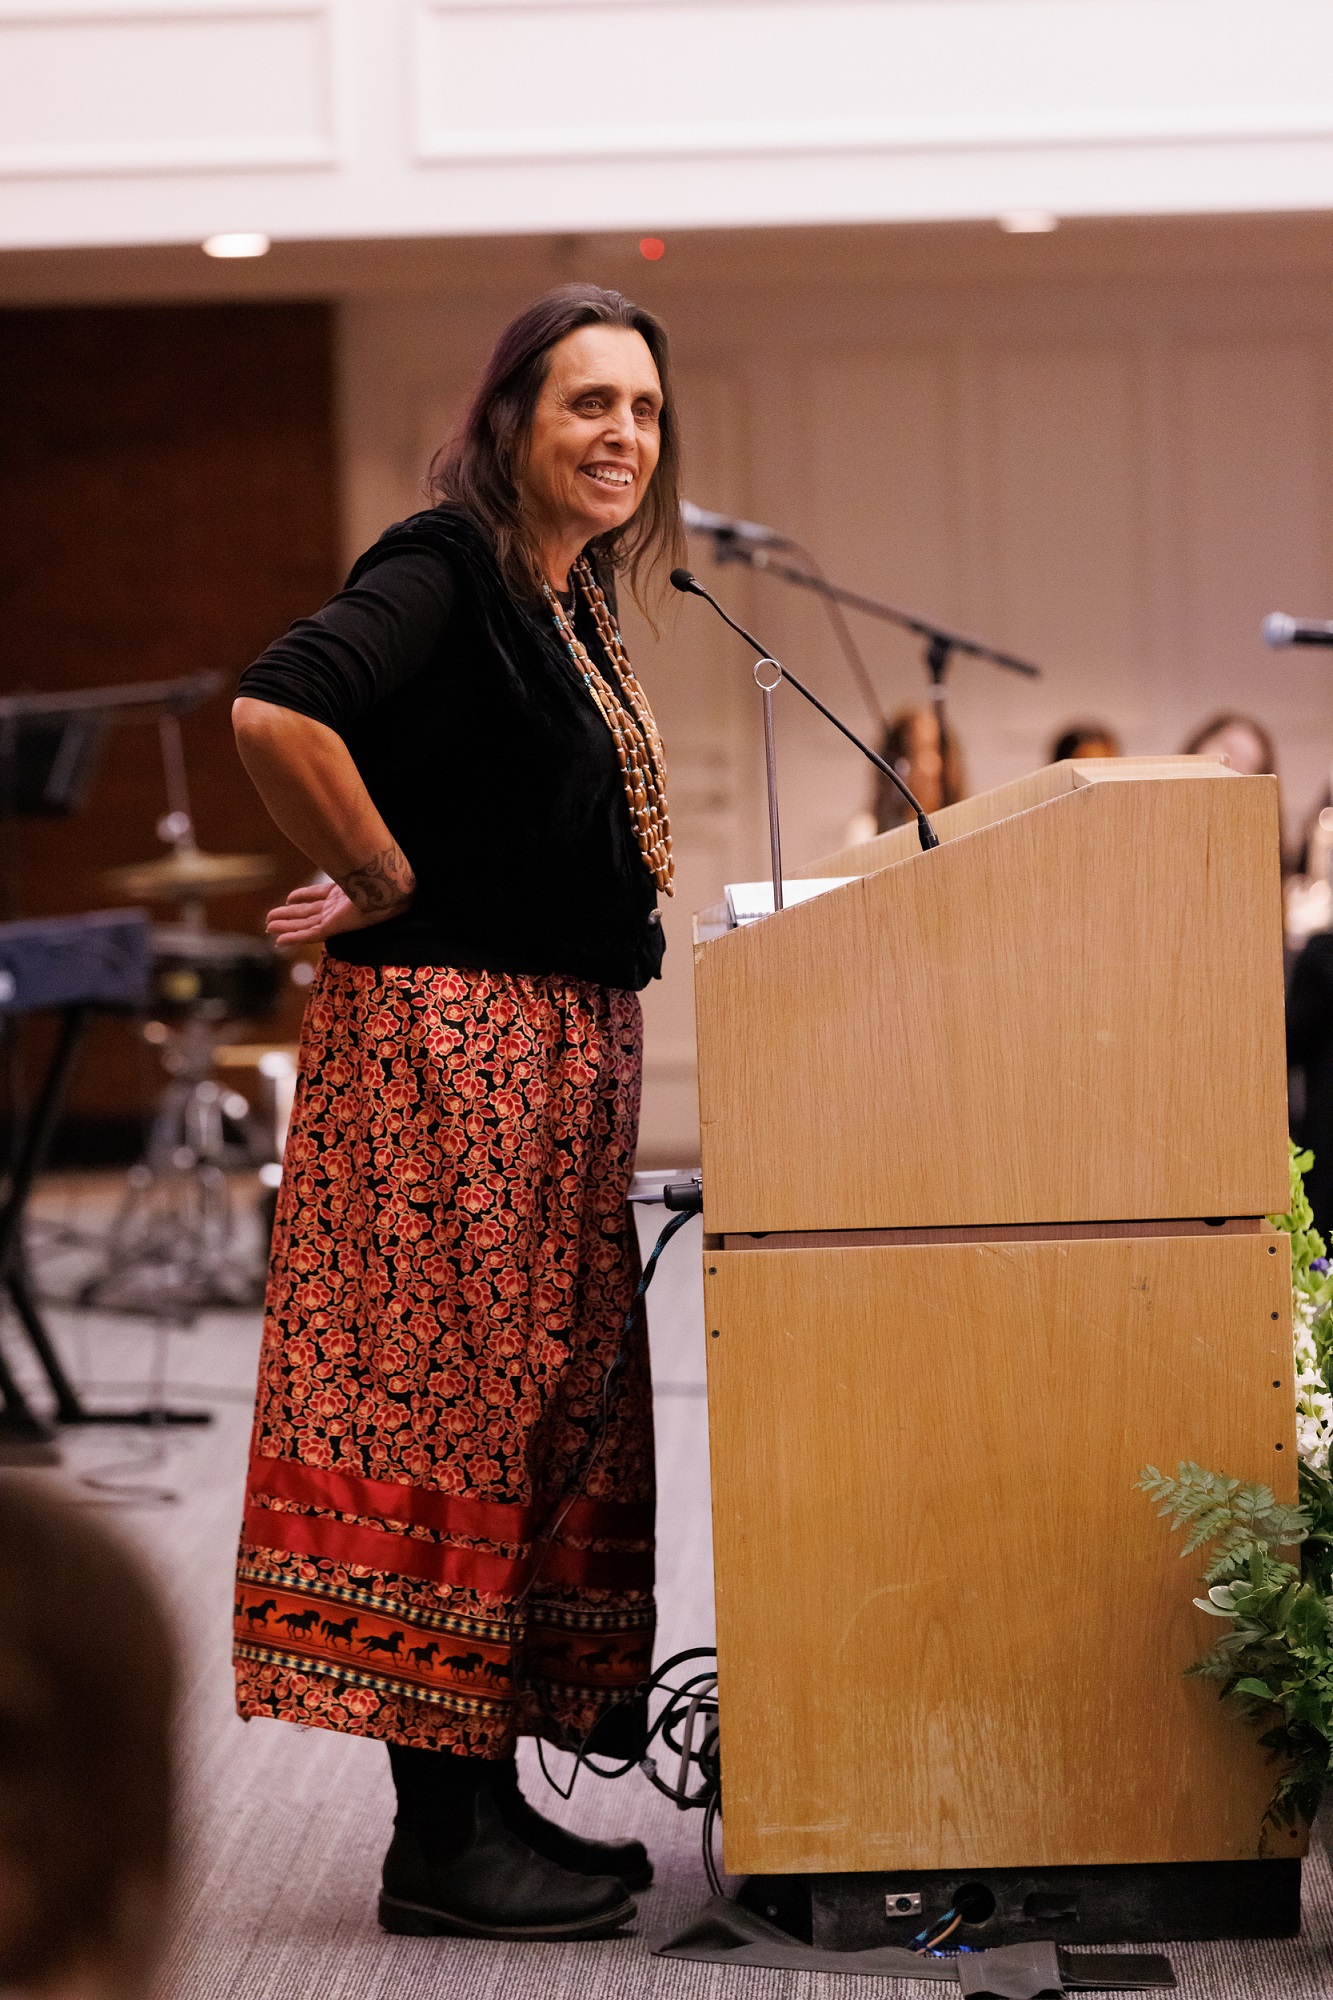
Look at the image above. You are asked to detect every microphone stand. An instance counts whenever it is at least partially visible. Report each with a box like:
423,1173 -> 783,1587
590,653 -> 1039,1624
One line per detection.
711,538 -> 1041,808
671,571 -> 939,917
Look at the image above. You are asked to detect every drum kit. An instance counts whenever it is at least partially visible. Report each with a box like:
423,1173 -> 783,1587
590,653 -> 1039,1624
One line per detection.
87,722 -> 285,1315
0,678 -> 291,1317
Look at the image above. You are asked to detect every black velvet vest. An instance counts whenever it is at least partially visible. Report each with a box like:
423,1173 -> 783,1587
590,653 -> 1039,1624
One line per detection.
325,506 -> 665,992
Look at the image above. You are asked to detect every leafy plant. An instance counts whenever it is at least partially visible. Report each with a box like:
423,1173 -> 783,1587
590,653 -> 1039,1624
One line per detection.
1138,1145 -> 1333,1826
1137,1462 -> 1331,1825
1268,1142 -> 1327,1291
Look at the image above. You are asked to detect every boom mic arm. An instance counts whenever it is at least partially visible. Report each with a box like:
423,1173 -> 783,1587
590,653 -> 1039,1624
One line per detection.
680,500 -> 797,551
670,569 -> 940,855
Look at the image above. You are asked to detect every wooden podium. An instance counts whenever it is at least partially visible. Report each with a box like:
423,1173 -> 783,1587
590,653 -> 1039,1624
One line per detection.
693,758 -> 1298,1923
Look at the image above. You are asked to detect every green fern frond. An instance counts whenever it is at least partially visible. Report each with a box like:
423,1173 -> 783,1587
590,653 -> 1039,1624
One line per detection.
1136,1463 -> 1309,1558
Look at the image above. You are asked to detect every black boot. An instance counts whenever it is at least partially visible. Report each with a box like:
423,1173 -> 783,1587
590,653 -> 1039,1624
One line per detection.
379,1745 -> 635,1942
491,1756 -> 653,1891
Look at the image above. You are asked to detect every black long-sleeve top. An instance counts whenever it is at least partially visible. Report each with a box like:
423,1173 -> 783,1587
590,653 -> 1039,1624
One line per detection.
237,506 -> 664,990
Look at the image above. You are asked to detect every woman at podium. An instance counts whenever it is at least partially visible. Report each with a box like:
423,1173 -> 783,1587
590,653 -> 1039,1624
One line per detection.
227,284 -> 681,1942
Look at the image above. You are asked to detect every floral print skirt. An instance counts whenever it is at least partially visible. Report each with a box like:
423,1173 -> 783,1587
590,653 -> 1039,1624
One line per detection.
232,955 -> 654,1758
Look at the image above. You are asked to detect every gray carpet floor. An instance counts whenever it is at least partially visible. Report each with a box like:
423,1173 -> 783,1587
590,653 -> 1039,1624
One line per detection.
8,1187 -> 1333,1998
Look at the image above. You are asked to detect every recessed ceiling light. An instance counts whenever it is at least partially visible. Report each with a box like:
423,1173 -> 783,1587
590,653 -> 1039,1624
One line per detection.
998,209 -> 1058,235
202,232 -> 271,259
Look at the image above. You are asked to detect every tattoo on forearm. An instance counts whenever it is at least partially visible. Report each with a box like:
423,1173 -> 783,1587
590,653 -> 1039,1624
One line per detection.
337,845 -> 415,914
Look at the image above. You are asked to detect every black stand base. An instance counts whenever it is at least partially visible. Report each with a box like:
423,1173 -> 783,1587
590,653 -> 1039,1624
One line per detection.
738,1858 -> 1302,1949
62,1408 -> 212,1427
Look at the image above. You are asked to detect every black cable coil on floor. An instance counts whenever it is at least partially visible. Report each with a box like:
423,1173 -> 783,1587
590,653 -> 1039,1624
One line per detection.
536,1645 -> 723,1893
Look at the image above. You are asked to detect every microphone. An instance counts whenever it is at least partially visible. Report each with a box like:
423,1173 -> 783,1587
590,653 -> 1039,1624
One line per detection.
670,569 -> 939,854
680,500 -> 797,551
1263,612 -> 1333,648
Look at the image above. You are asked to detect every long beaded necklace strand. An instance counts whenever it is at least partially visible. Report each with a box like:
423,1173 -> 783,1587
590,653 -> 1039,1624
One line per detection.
543,556 -> 674,895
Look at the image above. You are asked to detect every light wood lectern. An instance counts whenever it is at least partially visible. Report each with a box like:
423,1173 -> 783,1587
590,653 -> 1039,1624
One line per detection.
693,758 -> 1296,1906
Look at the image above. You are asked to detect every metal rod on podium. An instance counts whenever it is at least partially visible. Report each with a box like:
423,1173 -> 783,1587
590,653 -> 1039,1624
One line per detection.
755,656 -> 785,912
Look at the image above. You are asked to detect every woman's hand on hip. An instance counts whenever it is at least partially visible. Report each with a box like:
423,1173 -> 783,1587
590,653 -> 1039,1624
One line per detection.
266,882 -> 364,949
266,845 -> 415,950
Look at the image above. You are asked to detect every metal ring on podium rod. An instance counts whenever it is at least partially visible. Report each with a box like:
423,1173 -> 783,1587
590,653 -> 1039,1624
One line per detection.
753,656 -> 783,691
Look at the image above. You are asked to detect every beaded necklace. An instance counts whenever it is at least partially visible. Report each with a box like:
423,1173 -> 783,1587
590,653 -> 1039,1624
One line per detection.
543,556 -> 674,895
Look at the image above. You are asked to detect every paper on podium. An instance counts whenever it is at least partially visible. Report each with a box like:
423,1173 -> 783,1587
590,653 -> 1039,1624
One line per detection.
723,878 -> 855,927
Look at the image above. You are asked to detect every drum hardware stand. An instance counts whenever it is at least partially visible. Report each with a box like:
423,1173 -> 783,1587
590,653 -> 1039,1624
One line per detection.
78,1016 -> 264,1316
78,718 -> 275,1317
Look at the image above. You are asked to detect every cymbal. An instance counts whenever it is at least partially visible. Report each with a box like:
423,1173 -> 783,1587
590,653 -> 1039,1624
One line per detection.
105,847 -> 276,901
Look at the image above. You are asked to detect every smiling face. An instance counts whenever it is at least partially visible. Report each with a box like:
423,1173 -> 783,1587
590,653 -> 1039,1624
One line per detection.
519,323 -> 663,586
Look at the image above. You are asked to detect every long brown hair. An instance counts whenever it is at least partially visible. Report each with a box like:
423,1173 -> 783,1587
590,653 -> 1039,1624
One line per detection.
875,706 -> 967,830
429,283 -> 685,604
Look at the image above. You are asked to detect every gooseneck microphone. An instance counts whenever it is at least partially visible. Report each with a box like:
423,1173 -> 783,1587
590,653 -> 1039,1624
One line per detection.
1263,612 -> 1333,648
670,569 -> 940,856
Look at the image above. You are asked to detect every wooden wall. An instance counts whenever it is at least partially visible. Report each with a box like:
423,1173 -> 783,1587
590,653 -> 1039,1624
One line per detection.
0,302 -> 340,1146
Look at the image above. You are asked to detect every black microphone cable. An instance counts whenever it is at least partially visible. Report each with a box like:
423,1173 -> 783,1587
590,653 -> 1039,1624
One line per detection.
506,1183 -> 705,1733
516,1192 -> 700,1612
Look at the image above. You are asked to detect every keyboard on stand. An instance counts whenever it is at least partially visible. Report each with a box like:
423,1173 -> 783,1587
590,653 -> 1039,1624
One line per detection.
0,909 -> 212,1455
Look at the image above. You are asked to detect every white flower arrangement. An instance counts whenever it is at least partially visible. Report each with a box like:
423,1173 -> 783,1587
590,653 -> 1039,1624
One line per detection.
1292,1293 -> 1333,1472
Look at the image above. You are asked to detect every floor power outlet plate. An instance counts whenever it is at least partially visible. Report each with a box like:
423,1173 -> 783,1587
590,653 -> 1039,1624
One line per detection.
885,1892 -> 923,1917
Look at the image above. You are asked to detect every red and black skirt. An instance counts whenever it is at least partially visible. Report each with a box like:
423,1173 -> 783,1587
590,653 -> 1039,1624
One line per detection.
232,955 -> 655,1757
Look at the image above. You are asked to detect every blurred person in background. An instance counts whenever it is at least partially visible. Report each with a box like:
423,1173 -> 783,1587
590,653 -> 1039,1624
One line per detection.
1181,710 -> 1278,779
0,1478 -> 175,2000
1050,721 -> 1121,762
872,705 -> 967,834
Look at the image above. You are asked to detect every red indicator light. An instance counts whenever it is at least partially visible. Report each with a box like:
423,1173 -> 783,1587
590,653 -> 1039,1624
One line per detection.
639,237 -> 666,261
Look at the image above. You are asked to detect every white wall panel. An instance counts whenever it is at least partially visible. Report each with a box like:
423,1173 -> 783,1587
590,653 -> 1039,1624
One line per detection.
7,0 -> 1333,248
987,347 -> 1148,719
0,4 -> 336,178
805,349 -> 963,659
412,0 -> 1333,167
